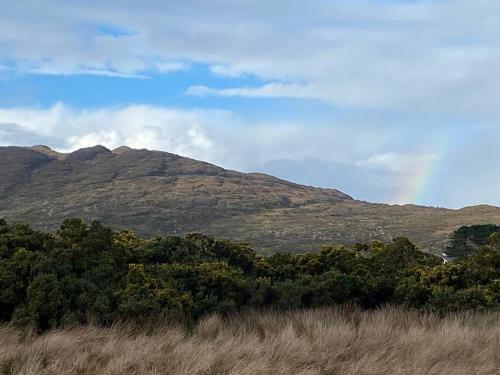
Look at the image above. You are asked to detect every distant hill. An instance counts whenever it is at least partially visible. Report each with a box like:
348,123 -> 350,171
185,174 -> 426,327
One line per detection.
2,145 -> 500,253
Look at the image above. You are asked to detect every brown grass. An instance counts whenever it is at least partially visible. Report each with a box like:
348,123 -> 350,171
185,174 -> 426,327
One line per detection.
1,306 -> 500,375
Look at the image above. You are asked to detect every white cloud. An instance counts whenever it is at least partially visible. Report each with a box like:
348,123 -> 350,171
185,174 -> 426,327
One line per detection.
186,83 -> 318,99
30,69 -> 149,79
3,1 -> 500,114
0,102 -> 69,136
0,103 -> 419,172
209,64 -> 245,78
66,130 -> 121,151
356,152 -> 438,173
0,104 -> 248,169
155,62 -> 188,74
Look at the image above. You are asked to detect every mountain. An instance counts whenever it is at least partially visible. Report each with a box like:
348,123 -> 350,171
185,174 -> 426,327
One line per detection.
2,145 -> 500,254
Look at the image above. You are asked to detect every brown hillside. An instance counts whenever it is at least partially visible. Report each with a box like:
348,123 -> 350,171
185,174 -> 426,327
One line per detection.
1,145 -> 500,253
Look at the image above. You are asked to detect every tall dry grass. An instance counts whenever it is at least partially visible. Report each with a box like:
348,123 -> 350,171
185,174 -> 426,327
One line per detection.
1,306 -> 500,375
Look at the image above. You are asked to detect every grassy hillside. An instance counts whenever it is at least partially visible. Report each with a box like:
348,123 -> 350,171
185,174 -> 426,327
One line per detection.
3,145 -> 500,253
2,307 -> 500,375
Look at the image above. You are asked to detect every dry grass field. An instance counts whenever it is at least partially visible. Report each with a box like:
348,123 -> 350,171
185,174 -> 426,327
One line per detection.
1,306 -> 500,375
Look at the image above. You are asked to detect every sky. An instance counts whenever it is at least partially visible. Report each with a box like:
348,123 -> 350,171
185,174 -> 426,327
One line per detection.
1,0 -> 500,208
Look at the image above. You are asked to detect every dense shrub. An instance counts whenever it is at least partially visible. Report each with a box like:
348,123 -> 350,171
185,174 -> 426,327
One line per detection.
1,218 -> 500,330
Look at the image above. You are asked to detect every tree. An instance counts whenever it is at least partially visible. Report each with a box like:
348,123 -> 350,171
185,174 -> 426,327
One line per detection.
488,232 -> 500,251
12,273 -> 64,330
120,264 -> 191,321
446,225 -> 500,258
0,248 -> 51,321
305,270 -> 363,307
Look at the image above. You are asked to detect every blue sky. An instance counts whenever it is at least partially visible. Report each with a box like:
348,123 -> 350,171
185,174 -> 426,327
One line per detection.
1,0 -> 500,208
0,68 -> 337,123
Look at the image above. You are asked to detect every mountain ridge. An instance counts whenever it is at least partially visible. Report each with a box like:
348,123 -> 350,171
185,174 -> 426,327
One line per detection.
1,144 -> 500,253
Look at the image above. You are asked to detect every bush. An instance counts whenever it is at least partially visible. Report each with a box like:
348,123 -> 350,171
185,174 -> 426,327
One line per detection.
1,218 -> 500,330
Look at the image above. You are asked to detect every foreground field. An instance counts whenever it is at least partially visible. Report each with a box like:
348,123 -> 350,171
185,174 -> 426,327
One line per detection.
1,307 -> 500,375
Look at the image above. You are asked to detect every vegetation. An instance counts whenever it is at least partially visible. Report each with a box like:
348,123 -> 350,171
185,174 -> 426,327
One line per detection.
2,306 -> 500,374
2,218 -> 500,332
446,224 -> 500,257
5,145 -> 500,255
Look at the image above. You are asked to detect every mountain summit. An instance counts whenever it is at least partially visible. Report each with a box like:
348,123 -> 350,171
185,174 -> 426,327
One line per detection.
1,145 -> 500,253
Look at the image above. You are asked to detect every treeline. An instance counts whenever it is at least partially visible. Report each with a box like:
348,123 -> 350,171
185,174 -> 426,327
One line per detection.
1,218 -> 500,331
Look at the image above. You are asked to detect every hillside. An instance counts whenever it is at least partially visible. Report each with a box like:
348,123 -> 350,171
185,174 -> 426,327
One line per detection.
1,145 -> 500,253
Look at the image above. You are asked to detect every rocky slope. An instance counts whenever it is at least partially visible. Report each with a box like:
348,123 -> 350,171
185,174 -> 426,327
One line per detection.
2,145 -> 500,253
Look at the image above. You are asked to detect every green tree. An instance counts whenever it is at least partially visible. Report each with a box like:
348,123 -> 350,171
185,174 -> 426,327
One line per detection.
12,273 -> 64,330
446,225 -> 500,258
120,264 -> 191,321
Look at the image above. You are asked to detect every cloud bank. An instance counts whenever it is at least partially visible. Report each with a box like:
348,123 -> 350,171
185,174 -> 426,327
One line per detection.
2,1 -> 500,115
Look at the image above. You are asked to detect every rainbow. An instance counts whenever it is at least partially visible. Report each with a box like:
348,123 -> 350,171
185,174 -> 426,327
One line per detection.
395,154 -> 437,205
394,133 -> 454,206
